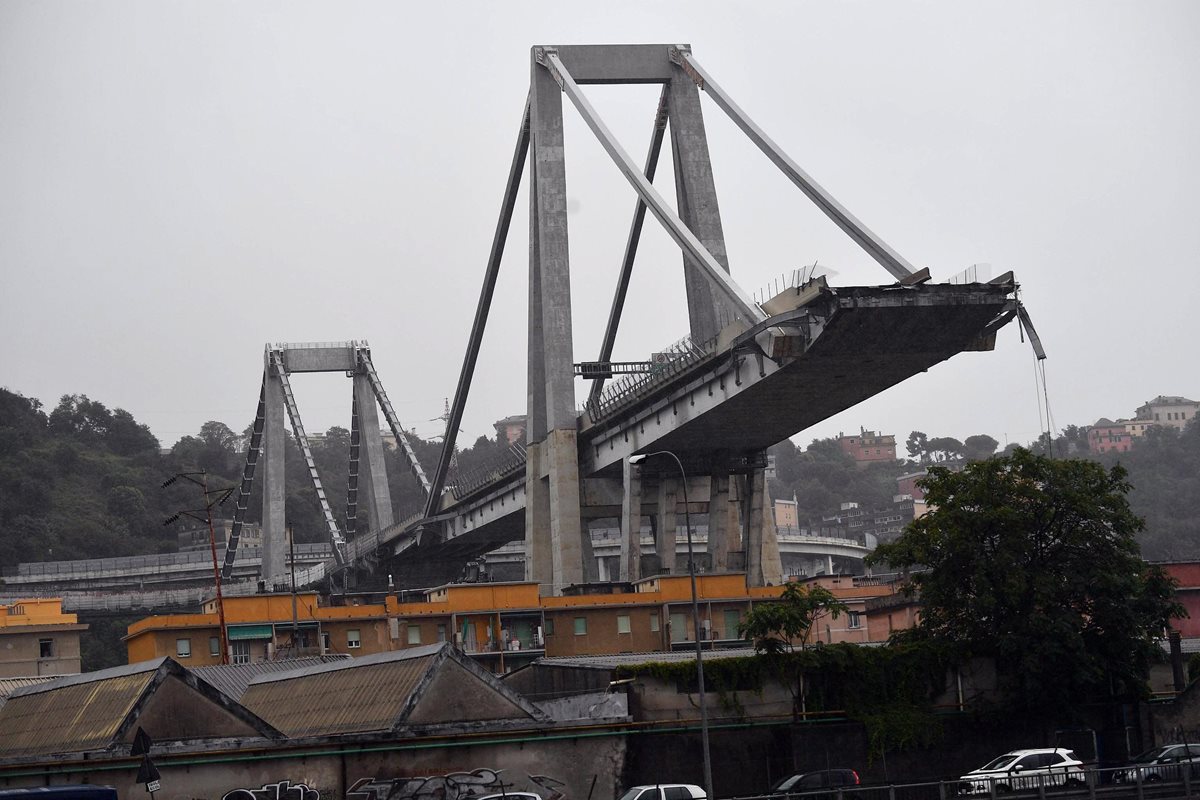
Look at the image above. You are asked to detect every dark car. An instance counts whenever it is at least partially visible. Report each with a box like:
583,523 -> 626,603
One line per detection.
770,770 -> 861,798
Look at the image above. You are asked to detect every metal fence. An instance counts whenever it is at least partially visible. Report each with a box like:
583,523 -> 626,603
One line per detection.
727,765 -> 1200,800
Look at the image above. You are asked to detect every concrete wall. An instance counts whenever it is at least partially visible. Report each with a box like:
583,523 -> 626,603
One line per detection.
0,729 -> 625,800
0,627 -> 83,678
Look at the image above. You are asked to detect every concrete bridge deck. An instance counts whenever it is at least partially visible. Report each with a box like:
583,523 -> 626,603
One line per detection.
365,278 -> 1013,580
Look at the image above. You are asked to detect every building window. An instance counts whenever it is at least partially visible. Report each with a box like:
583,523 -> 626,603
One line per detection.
175,638 -> 191,658
38,638 -> 54,658
347,629 -> 361,649
617,615 -> 631,634
437,624 -> 447,643
650,614 -> 660,632
574,617 -> 587,635
321,631 -> 331,653
848,611 -> 862,629
724,609 -> 741,639
407,626 -> 422,645
209,636 -> 220,657
232,641 -> 251,665
544,618 -> 555,636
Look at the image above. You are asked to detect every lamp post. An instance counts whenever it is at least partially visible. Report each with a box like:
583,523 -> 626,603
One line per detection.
628,450 -> 713,800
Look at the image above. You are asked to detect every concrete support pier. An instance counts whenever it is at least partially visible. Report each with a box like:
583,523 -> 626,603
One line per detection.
744,466 -> 783,587
619,460 -> 643,582
352,374 -> 394,533
525,53 -> 585,595
261,366 -> 287,583
707,467 -> 739,571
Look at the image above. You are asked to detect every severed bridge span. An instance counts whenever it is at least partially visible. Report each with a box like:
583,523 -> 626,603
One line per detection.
14,45 -> 1043,610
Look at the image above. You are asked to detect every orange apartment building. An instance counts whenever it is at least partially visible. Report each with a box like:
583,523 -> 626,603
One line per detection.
124,573 -> 905,671
0,598 -> 88,678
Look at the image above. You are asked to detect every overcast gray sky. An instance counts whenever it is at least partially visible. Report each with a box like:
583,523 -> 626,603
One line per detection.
3,1 -> 1197,457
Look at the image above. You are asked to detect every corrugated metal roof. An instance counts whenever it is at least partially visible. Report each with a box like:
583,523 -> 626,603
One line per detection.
6,658 -> 166,699
248,643 -> 446,684
0,670 -> 153,757
241,653 -> 436,737
0,677 -> 58,710
193,655 -> 351,700
532,648 -> 760,670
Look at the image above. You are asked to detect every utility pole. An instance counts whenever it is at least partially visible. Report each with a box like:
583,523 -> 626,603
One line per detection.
289,525 -> 298,656
163,472 -> 234,665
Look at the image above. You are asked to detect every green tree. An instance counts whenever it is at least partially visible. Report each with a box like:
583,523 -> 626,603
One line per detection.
740,582 -> 848,654
739,583 -> 848,720
925,436 -> 964,462
905,431 -> 929,462
963,433 -> 999,461
870,448 -> 1183,720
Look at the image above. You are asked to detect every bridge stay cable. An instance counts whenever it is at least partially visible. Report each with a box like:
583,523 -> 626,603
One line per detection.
358,347 -> 431,495
589,85 -> 670,407
668,47 -> 917,283
346,396 -> 361,537
537,48 -> 766,327
423,98 -> 532,520
220,376 -> 268,580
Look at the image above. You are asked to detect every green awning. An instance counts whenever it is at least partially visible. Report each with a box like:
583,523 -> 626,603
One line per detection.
227,624 -> 274,640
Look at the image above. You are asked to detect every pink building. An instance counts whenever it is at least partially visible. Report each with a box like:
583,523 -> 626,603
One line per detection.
837,427 -> 897,466
1088,418 -> 1132,454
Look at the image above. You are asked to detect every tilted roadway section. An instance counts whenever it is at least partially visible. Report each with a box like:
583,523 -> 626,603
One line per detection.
353,278 -> 1017,577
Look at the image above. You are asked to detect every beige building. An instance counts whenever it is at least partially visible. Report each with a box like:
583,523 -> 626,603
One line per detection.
1135,395 -> 1199,432
0,598 -> 87,678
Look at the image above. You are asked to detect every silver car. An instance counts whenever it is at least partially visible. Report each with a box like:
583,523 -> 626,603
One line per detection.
1114,743 -> 1200,784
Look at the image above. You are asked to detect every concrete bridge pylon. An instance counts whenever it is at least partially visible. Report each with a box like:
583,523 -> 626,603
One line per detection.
219,341 -> 430,586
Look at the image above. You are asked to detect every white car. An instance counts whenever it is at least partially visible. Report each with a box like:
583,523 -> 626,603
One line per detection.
617,785 -> 706,800
959,748 -> 1086,794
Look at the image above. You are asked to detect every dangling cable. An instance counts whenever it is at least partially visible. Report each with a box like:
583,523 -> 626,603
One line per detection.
1033,358 -> 1047,452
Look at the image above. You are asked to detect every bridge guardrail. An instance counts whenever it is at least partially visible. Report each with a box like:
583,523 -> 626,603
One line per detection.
585,335 -> 712,423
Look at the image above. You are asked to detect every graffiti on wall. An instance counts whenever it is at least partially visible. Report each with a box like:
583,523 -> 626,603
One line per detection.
347,768 -> 565,800
222,781 -> 321,800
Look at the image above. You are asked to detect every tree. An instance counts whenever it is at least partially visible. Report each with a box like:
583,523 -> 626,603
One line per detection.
962,434 -> 999,461
739,583 -> 848,720
905,431 -> 929,462
924,436 -> 964,462
869,448 -> 1184,720
740,583 -> 848,654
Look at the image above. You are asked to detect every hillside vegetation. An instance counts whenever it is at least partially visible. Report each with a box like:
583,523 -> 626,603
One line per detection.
1,386 -> 1197,567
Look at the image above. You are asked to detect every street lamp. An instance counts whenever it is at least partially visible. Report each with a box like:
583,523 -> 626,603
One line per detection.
628,450 -> 714,800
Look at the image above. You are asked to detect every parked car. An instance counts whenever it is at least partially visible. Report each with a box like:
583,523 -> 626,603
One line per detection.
617,785 -> 706,800
958,748 -> 1086,794
770,769 -> 861,798
1113,743 -> 1200,783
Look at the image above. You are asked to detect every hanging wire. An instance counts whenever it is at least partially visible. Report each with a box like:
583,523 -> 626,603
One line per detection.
1031,350 -> 1056,457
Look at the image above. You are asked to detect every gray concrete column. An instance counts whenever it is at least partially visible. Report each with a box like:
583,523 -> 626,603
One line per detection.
525,53 -> 585,595
707,467 -> 738,571
744,467 -> 783,587
546,428 -> 585,593
524,441 -> 553,589
261,367 -> 286,582
352,374 -> 394,533
669,68 -> 732,345
619,459 -> 643,583
656,479 -> 678,575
